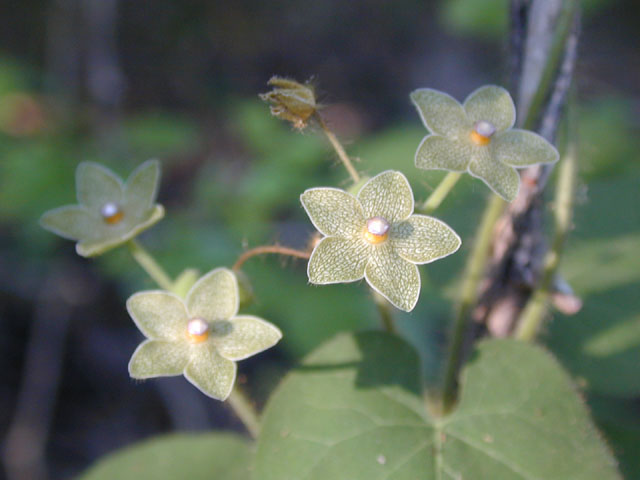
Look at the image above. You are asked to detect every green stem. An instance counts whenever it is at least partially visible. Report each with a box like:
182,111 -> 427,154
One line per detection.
441,194 -> 505,413
127,239 -> 174,291
419,172 -> 462,215
372,290 -> 396,334
515,138 -> 577,341
227,387 -> 261,439
315,113 -> 361,185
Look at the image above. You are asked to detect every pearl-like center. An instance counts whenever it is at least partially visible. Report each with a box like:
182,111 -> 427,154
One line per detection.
470,120 -> 497,146
186,317 -> 210,343
100,202 -> 124,225
364,216 -> 390,245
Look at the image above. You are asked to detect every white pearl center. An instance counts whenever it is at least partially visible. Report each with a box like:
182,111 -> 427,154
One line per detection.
474,120 -> 496,138
366,216 -> 390,236
100,202 -> 121,218
187,318 -> 209,337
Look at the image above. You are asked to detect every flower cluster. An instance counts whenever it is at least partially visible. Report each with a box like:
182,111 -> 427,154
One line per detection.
39,160 -> 164,257
411,85 -> 559,201
127,268 -> 282,400
301,170 -> 460,312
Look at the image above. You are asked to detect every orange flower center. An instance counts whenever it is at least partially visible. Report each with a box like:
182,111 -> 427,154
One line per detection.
186,318 -> 210,343
363,216 -> 390,245
470,120 -> 496,146
100,202 -> 124,225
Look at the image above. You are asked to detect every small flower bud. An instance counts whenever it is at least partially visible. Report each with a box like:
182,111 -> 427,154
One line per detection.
259,76 -> 317,130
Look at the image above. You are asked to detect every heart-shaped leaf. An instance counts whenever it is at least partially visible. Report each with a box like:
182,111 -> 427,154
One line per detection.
255,331 -> 619,479
79,433 -> 251,480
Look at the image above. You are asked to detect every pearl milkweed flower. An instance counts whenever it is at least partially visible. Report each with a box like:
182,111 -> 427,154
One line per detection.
39,160 -> 164,257
300,170 -> 461,312
127,268 -> 282,400
411,85 -> 559,202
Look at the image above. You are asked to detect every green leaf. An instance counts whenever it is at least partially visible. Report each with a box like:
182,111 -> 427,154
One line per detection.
589,395 -> 640,479
546,235 -> 640,397
255,332 -> 620,479
78,433 -> 252,480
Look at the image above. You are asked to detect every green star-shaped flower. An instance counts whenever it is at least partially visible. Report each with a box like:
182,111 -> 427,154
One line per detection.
39,159 -> 164,257
300,170 -> 461,312
127,268 -> 282,400
411,85 -> 559,202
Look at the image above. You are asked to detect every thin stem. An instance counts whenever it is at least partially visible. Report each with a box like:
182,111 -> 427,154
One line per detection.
127,239 -> 174,291
227,387 -> 260,439
372,290 -> 396,334
419,172 -> 462,215
232,245 -> 311,272
515,138 -> 577,341
315,112 -> 361,184
441,194 -> 506,413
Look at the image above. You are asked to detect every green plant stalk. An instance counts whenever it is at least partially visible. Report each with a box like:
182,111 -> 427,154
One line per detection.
520,0 -> 577,131
419,172 -> 462,215
127,239 -> 174,292
372,290 -> 397,334
439,1 -> 579,412
315,113 -> 361,185
515,140 -> 577,341
227,387 -> 261,439
127,239 -> 262,437
441,194 -> 505,413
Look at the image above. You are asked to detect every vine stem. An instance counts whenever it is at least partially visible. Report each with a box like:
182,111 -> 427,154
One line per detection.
418,172 -> 462,215
127,239 -> 174,291
127,238 -> 263,437
232,245 -> 311,272
372,290 -> 396,334
227,387 -> 261,439
515,135 -> 577,341
315,112 -> 361,184
441,194 -> 506,413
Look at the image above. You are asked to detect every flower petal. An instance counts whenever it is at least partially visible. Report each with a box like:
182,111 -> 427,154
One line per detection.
75,204 -> 165,257
76,162 -> 124,210
463,85 -> 515,133
308,236 -> 371,284
126,291 -> 188,341
300,187 -> 364,237
410,88 -> 469,137
39,205 -> 103,242
364,243 -> 421,312
128,340 -> 189,378
357,170 -> 414,223
468,148 -> 520,202
213,315 -> 282,361
186,268 -> 239,321
493,129 -> 559,167
415,135 -> 471,172
124,159 -> 161,219
184,344 -> 237,400
391,215 -> 461,264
